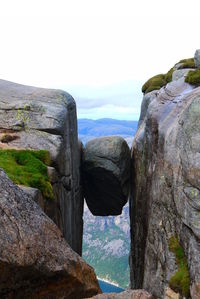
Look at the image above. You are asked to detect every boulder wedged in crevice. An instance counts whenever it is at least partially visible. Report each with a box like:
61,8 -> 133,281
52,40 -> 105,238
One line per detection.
82,136 -> 130,216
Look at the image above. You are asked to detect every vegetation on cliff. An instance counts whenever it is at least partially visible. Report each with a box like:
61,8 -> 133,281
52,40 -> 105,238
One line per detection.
185,69 -> 200,86
142,71 -> 172,94
0,149 -> 53,199
178,58 -> 195,69
168,236 -> 190,298
142,57 -> 195,94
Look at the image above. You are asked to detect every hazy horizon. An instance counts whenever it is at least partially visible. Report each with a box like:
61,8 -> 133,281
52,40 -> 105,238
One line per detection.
65,80 -> 142,120
0,0 -> 199,120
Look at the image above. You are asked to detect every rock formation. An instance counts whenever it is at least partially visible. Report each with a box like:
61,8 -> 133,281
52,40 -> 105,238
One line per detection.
0,168 -> 101,298
0,79 -> 83,255
85,289 -> 154,299
82,136 -> 130,216
194,49 -> 200,68
130,69 -> 200,297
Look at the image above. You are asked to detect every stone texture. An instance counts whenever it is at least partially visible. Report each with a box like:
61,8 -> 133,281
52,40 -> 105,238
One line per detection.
85,289 -> 154,299
130,77 -> 200,298
0,79 -> 83,255
19,185 -> 45,210
0,169 -> 101,298
82,136 -> 130,216
191,282 -> 200,299
194,49 -> 200,68
172,68 -> 194,81
138,90 -> 158,128
164,288 -> 180,299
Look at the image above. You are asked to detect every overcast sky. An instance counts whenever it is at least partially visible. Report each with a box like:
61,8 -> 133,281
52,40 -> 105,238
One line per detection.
0,0 -> 199,120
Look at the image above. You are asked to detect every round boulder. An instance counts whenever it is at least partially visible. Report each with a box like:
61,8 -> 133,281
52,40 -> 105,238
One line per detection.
82,136 -> 130,216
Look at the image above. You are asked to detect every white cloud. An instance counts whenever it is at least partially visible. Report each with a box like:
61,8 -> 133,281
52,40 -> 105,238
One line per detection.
78,104 -> 140,121
0,0 -> 199,120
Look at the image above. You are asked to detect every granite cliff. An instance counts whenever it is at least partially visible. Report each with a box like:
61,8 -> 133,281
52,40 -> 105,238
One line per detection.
130,51 -> 200,298
0,79 -> 83,255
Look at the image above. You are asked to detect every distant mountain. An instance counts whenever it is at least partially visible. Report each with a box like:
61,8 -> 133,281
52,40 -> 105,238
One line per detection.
78,118 -> 138,146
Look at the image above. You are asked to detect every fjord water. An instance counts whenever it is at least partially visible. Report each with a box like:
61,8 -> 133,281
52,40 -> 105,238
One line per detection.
98,279 -> 124,293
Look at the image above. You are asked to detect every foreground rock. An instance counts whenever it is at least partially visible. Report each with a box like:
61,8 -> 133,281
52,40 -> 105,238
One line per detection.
130,76 -> 200,298
85,289 -> 154,299
0,169 -> 100,298
0,79 -> 83,255
82,136 -> 130,216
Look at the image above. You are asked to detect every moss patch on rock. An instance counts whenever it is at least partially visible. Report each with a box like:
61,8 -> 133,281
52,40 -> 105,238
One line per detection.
185,69 -> 200,86
178,58 -> 195,69
142,69 -> 173,94
0,149 -> 53,200
142,74 -> 166,94
142,57 -> 196,94
168,236 -> 190,298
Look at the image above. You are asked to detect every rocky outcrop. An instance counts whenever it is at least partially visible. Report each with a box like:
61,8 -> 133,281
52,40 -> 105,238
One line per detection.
130,74 -> 200,298
85,289 -> 154,299
0,169 -> 101,298
0,79 -> 83,255
82,136 -> 130,216
194,49 -> 200,68
172,68 -> 194,82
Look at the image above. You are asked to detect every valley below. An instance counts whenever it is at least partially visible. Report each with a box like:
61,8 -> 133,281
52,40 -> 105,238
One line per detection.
78,118 -> 136,289
83,203 -> 130,289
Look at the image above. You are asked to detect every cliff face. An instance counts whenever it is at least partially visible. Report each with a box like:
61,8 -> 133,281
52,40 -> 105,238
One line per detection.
0,79 -> 83,255
130,75 -> 200,298
0,169 -> 100,298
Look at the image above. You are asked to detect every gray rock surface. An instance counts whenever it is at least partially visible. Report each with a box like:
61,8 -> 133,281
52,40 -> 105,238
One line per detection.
0,169 -> 101,298
138,90 -> 158,128
0,79 -> 83,255
164,288 -> 180,299
83,136 -> 130,216
194,49 -> 200,68
172,68 -> 194,81
130,77 -> 200,298
85,289 -> 154,299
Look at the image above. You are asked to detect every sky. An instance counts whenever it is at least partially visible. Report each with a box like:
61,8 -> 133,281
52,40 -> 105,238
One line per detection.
0,0 -> 199,120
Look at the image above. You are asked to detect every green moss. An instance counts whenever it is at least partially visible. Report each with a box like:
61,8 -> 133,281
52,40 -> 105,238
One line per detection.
0,149 -> 53,200
142,57 -> 196,94
142,74 -> 167,94
165,67 -> 174,83
168,237 -> 190,298
185,69 -> 200,86
142,68 -> 174,94
178,58 -> 195,69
